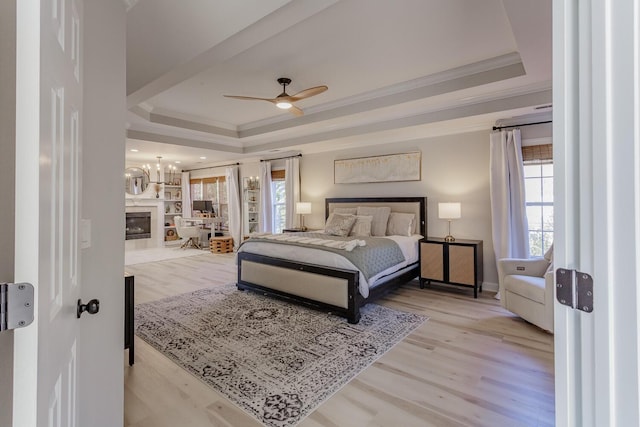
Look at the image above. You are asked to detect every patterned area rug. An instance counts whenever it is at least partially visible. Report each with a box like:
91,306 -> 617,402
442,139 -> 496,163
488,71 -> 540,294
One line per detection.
135,283 -> 426,427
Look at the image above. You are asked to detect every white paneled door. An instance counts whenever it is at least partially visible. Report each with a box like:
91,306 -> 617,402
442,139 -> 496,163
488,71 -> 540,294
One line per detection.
14,0 -> 83,425
553,0 -> 640,426
12,1 -> 123,426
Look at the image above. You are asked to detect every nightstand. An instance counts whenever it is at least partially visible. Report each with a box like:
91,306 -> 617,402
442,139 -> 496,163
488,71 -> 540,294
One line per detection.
419,237 -> 483,298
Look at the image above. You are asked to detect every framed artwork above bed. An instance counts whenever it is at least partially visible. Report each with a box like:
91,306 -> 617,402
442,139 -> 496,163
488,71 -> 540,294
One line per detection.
334,152 -> 421,184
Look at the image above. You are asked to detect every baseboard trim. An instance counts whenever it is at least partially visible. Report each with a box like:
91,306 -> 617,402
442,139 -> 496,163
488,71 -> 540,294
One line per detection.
482,281 -> 499,293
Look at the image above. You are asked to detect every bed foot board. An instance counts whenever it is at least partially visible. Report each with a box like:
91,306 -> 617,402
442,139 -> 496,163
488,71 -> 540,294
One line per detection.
237,252 -> 361,323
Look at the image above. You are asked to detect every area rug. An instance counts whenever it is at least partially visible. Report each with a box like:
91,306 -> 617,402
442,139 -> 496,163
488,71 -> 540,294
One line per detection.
135,283 -> 426,427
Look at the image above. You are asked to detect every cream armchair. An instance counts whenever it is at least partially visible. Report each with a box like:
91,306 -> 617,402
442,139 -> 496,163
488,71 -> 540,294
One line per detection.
497,247 -> 554,332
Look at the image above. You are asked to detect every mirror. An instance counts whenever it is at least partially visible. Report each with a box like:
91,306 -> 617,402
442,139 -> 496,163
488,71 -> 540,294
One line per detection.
124,167 -> 150,195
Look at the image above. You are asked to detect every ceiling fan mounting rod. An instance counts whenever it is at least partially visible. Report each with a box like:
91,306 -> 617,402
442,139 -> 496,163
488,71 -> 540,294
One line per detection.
277,77 -> 291,88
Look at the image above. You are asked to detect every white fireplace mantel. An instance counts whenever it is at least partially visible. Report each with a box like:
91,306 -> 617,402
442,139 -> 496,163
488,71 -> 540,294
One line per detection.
125,201 -> 163,250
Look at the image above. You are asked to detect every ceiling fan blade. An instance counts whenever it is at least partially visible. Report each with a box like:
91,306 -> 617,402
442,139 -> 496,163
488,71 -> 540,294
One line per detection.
289,85 -> 328,101
288,105 -> 304,116
223,95 -> 277,103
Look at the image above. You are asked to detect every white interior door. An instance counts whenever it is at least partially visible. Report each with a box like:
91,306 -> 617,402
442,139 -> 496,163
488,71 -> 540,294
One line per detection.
553,1 -> 640,425
14,0 -> 84,425
13,1 -> 126,426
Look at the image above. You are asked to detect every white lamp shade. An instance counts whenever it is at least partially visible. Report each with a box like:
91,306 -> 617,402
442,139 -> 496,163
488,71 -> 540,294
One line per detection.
295,202 -> 312,215
438,202 -> 461,219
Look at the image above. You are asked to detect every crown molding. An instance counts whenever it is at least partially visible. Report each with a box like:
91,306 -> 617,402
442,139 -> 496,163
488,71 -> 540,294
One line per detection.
136,53 -> 528,140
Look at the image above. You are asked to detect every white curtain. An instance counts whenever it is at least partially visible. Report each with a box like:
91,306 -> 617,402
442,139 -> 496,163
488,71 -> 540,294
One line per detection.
181,171 -> 192,218
285,156 -> 301,228
490,129 -> 530,267
259,161 -> 273,233
226,166 -> 242,249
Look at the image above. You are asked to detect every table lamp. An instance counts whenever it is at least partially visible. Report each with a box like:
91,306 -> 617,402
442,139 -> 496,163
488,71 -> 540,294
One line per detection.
295,202 -> 312,231
438,202 -> 461,242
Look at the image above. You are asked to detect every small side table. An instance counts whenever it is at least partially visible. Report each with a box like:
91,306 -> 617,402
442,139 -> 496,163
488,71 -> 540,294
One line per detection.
124,273 -> 134,366
419,238 -> 483,298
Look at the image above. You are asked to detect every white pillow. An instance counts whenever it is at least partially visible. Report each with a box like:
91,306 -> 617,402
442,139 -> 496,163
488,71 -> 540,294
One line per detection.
324,213 -> 357,237
349,215 -> 373,237
386,212 -> 415,236
332,207 -> 357,215
356,206 -> 391,237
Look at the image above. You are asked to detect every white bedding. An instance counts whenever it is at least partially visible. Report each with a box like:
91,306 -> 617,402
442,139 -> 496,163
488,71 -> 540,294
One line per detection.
236,234 -> 422,298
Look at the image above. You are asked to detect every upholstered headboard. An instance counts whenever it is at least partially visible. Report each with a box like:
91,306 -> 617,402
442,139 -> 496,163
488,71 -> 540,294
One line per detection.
325,197 -> 427,237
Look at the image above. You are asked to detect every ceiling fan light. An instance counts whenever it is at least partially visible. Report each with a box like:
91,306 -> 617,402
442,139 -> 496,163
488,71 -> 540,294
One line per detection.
276,101 -> 292,109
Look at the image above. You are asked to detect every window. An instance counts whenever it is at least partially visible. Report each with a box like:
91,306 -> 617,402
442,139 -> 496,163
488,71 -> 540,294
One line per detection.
269,169 -> 286,233
272,180 -> 286,233
524,161 -> 553,257
190,176 -> 228,231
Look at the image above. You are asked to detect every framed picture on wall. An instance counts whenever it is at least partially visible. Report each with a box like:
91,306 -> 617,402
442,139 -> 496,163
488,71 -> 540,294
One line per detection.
334,151 -> 421,184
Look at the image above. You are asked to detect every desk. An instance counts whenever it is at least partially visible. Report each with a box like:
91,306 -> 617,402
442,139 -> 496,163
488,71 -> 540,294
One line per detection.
183,217 -> 224,248
182,217 -> 224,227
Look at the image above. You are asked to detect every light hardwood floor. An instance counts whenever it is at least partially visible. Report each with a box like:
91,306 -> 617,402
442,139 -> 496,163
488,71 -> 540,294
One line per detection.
124,253 -> 554,427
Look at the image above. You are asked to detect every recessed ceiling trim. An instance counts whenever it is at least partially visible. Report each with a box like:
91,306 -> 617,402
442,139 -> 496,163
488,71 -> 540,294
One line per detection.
239,58 -> 526,138
126,130 -> 244,154
129,105 -> 150,121
133,53 -> 527,141
240,52 -> 524,131
243,89 -> 552,154
148,112 -> 239,138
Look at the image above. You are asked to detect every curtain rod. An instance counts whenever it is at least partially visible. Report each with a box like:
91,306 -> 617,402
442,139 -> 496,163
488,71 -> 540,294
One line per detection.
183,162 -> 239,172
260,153 -> 302,162
492,120 -> 552,131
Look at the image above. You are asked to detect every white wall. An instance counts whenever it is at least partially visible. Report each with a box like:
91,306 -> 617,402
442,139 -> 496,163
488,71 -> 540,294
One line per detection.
300,130 -> 499,288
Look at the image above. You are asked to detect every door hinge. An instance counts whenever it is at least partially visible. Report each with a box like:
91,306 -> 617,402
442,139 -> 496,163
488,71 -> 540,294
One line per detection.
0,282 -> 35,332
555,268 -> 593,313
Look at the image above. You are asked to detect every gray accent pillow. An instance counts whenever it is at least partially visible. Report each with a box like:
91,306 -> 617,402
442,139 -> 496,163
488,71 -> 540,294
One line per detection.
324,213 -> 357,237
356,206 -> 391,237
349,215 -> 373,237
386,212 -> 415,236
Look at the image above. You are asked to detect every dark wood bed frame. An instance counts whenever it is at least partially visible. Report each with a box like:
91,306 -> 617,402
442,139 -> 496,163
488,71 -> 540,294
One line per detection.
237,197 -> 427,323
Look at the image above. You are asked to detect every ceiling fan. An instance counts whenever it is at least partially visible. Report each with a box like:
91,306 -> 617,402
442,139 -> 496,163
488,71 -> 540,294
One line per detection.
224,78 -> 328,116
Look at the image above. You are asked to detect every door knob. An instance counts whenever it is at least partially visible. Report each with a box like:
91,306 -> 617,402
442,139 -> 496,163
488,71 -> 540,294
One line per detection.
77,298 -> 100,318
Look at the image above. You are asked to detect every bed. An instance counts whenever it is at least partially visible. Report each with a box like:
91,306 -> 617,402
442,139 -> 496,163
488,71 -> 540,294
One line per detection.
236,197 -> 427,323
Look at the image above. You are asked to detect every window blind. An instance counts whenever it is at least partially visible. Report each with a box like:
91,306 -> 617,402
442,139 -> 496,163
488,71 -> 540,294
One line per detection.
271,169 -> 285,181
522,144 -> 553,162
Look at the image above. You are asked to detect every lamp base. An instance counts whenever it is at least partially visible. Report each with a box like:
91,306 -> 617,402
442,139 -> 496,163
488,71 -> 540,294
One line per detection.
443,235 -> 456,242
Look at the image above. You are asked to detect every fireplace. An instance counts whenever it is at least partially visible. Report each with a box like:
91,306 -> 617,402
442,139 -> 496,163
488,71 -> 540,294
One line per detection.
125,212 -> 151,240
